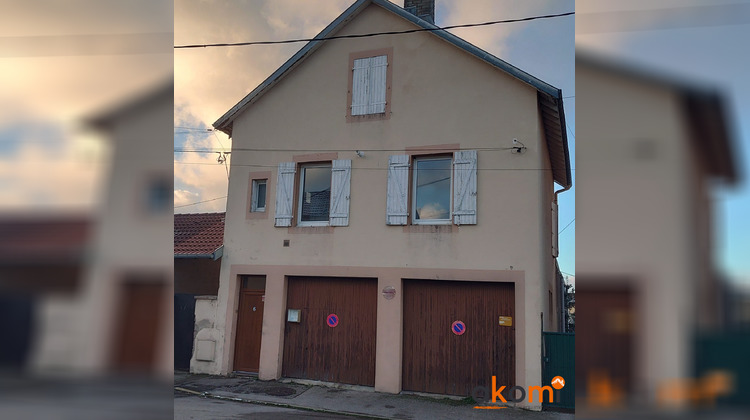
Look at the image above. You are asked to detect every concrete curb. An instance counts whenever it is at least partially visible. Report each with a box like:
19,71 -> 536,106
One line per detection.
174,386 -> 391,420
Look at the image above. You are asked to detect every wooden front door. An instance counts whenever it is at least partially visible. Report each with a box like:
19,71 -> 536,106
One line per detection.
282,277 -> 377,386
233,290 -> 265,373
112,280 -> 165,371
402,280 -> 515,396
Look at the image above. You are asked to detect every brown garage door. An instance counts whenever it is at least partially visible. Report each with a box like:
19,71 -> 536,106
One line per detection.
403,280 -> 515,396
282,277 -> 377,386
575,285 -> 634,398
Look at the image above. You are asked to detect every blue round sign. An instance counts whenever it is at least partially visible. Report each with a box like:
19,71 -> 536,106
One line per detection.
451,320 -> 466,335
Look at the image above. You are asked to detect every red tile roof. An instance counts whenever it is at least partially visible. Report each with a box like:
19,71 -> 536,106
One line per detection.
174,212 -> 225,257
0,216 -> 90,263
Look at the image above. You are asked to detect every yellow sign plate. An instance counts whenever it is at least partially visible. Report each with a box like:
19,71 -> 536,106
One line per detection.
498,316 -> 512,326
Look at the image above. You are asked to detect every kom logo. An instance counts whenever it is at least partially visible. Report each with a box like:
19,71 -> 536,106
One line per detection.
472,376 -> 565,408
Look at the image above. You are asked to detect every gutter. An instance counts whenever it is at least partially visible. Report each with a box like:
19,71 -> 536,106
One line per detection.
174,245 -> 224,261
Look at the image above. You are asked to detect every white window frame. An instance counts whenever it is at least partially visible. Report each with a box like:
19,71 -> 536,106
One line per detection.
297,163 -> 332,227
411,156 -> 453,225
251,179 -> 267,212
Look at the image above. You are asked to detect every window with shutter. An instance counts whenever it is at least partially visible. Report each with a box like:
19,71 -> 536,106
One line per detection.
386,150 -> 479,226
347,48 -> 392,122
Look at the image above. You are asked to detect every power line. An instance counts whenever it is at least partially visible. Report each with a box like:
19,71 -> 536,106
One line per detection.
175,146 -> 514,153
559,217 -> 575,235
174,11 -> 575,49
173,161 -> 574,171
174,195 -> 228,209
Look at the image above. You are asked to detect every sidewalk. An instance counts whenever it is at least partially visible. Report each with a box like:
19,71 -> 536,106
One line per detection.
174,372 -> 573,419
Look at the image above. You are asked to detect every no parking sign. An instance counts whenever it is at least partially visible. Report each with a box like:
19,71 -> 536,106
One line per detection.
326,313 -> 339,328
451,320 -> 466,336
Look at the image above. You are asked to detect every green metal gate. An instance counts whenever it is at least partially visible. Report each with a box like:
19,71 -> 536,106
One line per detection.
542,332 -> 575,410
694,331 -> 750,407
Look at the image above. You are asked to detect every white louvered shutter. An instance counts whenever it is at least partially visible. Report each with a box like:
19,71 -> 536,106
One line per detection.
329,159 -> 352,226
452,150 -> 477,225
368,55 -> 387,114
352,58 -> 369,116
551,201 -> 559,257
274,162 -> 296,227
386,155 -> 410,225
351,55 -> 387,115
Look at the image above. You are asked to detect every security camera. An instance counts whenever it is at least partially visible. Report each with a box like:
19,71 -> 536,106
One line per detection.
355,150 -> 365,158
512,138 -> 519,145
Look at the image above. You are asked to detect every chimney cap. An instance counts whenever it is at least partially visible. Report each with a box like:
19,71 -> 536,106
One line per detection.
404,0 -> 435,24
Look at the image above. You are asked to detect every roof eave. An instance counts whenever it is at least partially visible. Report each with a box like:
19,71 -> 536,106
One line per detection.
213,0 -> 374,134
174,244 -> 224,261
212,0 -> 571,185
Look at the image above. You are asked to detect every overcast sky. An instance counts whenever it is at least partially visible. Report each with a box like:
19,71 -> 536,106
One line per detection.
0,0 -> 172,212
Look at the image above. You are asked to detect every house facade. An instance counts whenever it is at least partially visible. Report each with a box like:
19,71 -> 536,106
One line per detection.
575,53 -> 737,406
192,0 -> 570,409
30,81 -> 174,378
174,212 -> 224,370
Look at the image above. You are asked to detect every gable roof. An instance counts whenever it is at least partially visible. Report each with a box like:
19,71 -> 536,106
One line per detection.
213,0 -> 571,188
174,212 -> 225,259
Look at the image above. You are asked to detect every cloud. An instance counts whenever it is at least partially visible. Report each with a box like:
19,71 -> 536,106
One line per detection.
0,123 -> 110,212
173,127 -> 230,213
174,0 -> 356,214
0,1 -> 172,211
418,203 -> 449,220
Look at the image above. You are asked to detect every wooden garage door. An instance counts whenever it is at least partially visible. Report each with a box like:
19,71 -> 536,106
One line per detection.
575,286 -> 634,398
282,277 -> 377,386
403,280 -> 515,396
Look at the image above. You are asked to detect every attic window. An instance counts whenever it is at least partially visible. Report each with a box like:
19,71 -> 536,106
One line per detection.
352,55 -> 387,115
347,48 -> 393,122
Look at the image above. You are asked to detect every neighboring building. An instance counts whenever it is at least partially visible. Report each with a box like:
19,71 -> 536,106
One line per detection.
174,212 -> 224,370
576,53 -> 738,405
192,0 -> 571,410
0,216 -> 90,370
30,81 -> 174,378
174,212 -> 224,295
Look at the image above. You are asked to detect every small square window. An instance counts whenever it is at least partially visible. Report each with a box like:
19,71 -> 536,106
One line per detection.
298,164 -> 332,226
412,157 -> 452,224
146,176 -> 171,213
251,179 -> 267,212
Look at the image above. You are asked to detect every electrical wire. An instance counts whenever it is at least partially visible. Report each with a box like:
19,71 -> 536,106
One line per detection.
174,195 -> 228,208
174,11 -> 575,49
173,161 -> 573,171
558,217 -> 575,235
175,146 -> 515,153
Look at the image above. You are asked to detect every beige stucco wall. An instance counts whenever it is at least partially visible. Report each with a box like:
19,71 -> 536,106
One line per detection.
577,60 -> 710,401
190,296 -> 221,374
207,4 -> 557,409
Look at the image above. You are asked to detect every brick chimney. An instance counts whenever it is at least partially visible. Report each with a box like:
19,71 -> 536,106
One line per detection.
404,0 -> 435,24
